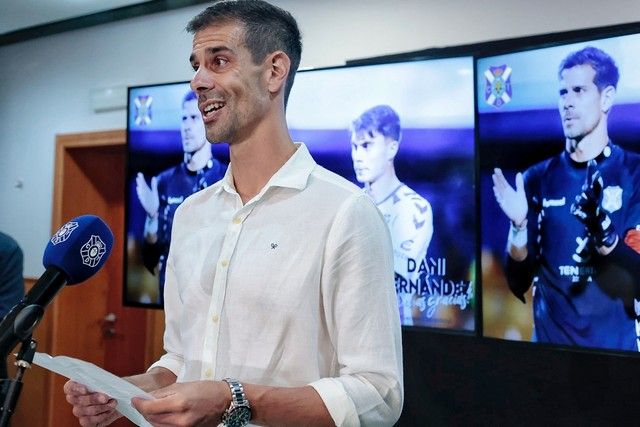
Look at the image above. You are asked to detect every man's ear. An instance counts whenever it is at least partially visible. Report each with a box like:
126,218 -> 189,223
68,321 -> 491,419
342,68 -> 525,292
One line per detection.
601,85 -> 615,114
266,51 -> 291,95
387,139 -> 399,161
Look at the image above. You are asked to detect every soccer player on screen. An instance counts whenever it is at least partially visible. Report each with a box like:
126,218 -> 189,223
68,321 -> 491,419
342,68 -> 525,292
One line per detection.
135,90 -> 226,303
350,105 -> 433,326
492,46 -> 640,350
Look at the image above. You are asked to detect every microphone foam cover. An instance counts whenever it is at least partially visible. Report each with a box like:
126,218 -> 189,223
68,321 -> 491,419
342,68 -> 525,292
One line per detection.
43,215 -> 114,285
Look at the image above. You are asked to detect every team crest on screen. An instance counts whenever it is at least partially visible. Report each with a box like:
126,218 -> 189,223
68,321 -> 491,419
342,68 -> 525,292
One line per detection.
134,95 -> 153,125
80,235 -> 107,267
602,186 -> 623,212
51,221 -> 78,245
484,65 -> 512,107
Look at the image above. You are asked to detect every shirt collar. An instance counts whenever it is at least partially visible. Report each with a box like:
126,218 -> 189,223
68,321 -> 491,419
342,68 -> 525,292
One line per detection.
218,142 -> 316,197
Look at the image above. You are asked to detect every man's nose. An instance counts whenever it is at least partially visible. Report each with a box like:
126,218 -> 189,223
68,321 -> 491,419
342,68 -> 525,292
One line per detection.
191,68 -> 214,93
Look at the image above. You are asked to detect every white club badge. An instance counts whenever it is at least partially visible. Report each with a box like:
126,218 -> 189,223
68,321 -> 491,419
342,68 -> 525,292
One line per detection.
80,235 -> 107,267
602,185 -> 622,213
51,221 -> 78,245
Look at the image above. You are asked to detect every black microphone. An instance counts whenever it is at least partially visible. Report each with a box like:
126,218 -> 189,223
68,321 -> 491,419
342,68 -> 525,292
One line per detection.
0,215 -> 113,377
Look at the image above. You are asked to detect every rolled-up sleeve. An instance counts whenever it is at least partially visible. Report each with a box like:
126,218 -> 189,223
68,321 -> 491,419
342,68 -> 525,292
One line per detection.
311,193 -> 403,426
147,230 -> 184,377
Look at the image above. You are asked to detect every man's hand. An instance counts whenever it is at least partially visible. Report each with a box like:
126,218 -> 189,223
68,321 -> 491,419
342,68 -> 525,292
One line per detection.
136,173 -> 160,217
132,380 -> 230,427
64,380 -> 122,427
492,168 -> 528,226
570,160 -> 617,250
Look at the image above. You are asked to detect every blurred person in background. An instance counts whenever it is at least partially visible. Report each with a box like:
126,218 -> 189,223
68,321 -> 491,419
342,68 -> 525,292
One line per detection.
0,232 -> 25,318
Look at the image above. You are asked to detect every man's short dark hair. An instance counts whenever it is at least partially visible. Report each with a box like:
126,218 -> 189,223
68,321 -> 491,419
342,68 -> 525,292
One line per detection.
351,105 -> 402,142
183,90 -> 197,106
186,0 -> 302,106
559,46 -> 619,91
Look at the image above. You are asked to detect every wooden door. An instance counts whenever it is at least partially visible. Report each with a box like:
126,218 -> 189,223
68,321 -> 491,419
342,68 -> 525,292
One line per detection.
12,130 -> 165,426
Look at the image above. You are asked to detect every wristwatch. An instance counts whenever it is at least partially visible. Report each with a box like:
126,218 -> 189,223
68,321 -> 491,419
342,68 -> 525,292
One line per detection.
221,378 -> 252,427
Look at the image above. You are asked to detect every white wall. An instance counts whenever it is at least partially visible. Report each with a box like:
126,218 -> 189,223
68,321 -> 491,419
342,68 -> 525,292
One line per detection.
1,0 -> 639,276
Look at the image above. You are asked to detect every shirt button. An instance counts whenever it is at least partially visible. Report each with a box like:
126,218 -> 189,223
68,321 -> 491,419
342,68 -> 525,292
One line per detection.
212,314 -> 219,323
221,260 -> 229,267
233,217 -> 242,225
204,368 -> 213,378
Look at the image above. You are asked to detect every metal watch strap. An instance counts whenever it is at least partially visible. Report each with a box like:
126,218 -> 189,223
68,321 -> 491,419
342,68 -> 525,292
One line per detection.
222,377 -> 251,426
224,378 -> 248,406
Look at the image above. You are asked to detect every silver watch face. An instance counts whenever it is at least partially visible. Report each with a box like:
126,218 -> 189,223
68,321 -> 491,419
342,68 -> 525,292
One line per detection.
224,405 -> 251,427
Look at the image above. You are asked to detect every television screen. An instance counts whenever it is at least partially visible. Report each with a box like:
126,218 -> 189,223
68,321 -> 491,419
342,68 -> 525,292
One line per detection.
125,82 -> 229,307
478,32 -> 640,352
287,57 -> 476,331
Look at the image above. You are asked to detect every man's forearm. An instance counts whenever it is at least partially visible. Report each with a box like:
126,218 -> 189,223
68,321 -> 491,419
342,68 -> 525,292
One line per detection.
504,250 -> 535,303
599,236 -> 640,277
144,215 -> 159,244
126,367 -> 177,393
245,384 -> 334,427
508,243 -> 528,261
507,219 -> 528,261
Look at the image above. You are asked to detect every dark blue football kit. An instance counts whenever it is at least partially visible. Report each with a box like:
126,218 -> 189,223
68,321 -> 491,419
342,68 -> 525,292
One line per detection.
506,143 -> 640,351
143,158 -> 226,303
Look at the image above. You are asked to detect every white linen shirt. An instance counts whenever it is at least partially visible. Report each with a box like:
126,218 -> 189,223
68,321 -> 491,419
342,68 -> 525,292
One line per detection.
149,143 -> 403,426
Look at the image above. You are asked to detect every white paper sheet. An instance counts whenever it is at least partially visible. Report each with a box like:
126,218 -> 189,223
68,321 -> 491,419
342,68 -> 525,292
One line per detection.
32,352 -> 153,426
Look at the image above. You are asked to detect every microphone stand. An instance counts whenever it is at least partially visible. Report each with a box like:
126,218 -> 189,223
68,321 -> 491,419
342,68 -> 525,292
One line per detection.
0,337 -> 36,427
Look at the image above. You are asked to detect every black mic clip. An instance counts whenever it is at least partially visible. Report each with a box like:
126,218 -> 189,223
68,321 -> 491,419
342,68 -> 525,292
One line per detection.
0,336 -> 37,427
0,302 -> 41,427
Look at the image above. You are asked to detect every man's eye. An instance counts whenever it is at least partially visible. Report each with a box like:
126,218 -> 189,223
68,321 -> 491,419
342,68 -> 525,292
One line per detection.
214,57 -> 229,67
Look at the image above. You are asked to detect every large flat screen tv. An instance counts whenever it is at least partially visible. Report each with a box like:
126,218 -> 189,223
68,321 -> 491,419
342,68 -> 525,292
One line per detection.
124,58 -> 477,334
287,57 -> 476,331
477,31 -> 640,353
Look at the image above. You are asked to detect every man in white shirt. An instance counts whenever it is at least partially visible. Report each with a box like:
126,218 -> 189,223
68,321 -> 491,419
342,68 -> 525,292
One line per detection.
64,1 -> 403,426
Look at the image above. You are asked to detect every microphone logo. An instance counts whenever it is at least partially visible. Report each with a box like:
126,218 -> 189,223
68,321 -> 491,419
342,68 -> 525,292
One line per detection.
80,235 -> 107,267
51,221 -> 79,245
